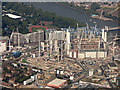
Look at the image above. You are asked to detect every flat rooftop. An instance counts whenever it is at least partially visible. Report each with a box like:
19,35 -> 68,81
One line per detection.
47,78 -> 67,88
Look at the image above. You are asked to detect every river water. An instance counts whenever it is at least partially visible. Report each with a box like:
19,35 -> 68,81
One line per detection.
30,2 -> 118,29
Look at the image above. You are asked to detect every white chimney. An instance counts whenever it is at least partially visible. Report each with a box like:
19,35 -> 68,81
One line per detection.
66,29 -> 70,55
41,42 -> 44,51
102,29 -> 105,40
104,31 -> 107,42
54,40 -> 57,51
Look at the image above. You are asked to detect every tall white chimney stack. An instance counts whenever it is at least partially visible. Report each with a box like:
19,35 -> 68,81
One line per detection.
102,29 -> 105,40
66,29 -> 70,55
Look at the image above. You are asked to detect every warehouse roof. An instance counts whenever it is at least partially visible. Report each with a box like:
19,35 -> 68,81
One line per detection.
47,78 -> 67,88
6,13 -> 21,19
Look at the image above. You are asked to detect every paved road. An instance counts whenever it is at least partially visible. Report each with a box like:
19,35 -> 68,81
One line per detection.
74,58 -> 86,71
65,57 -> 86,71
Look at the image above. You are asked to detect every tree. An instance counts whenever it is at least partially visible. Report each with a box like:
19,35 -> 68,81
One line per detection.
2,2 -> 85,36
22,21 -> 28,27
67,79 -> 71,84
91,3 -> 101,11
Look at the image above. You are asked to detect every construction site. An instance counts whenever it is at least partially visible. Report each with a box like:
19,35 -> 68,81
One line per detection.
1,25 -> 120,88
8,25 -> 110,60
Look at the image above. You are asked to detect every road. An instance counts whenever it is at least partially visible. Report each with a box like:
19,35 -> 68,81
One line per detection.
65,57 -> 86,71
74,58 -> 86,71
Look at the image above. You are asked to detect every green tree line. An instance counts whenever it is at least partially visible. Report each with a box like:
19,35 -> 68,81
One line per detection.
2,2 -> 85,36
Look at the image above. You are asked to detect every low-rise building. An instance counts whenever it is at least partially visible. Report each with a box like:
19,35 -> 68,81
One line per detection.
23,78 -> 34,85
47,78 -> 67,88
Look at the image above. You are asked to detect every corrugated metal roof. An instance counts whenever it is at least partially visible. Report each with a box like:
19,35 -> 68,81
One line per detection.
47,78 -> 67,88
6,13 -> 21,19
